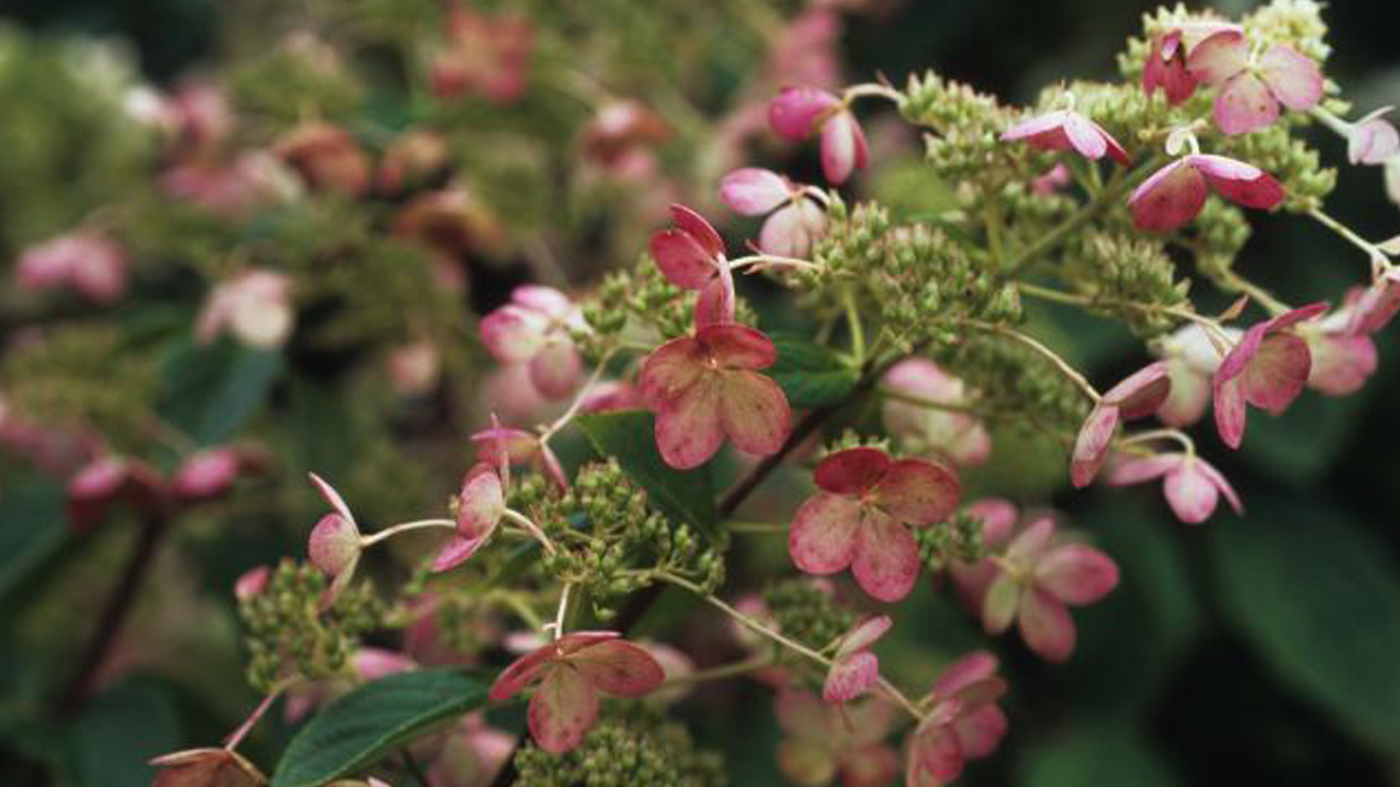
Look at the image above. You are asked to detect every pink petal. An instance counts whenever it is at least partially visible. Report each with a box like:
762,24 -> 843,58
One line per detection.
719,168 -> 791,215
1194,154 -> 1286,209
1017,588 -> 1076,662
528,664 -> 598,754
930,650 -> 999,699
774,689 -> 829,740
719,370 -> 790,457
1186,29 -> 1248,85
1163,460 -> 1220,524
1346,273 -> 1400,335
839,744 -> 900,787
909,722 -> 967,782
1213,375 -> 1248,449
1105,453 -> 1180,486
693,264 -> 736,330
1103,361 -> 1171,418
980,574 -> 1020,635
511,285 -> 573,319
528,340 -> 582,399
490,643 -> 561,701
1087,117 -> 1131,166
852,513 -> 921,602
638,335 -> 706,409
1034,544 -> 1119,605
1062,112 -> 1109,160
820,110 -> 867,184
456,463 -> 504,538
1001,111 -> 1070,145
1241,333 -> 1311,413
431,533 -> 490,572
172,448 -> 240,501
649,230 -> 717,290
1193,456 -> 1244,515
653,377 -> 724,469
1349,111 -> 1400,165
835,615 -> 894,659
873,458 -> 962,525
953,705 -> 1008,760
308,513 -> 360,576
309,472 -> 356,524
789,492 -> 862,574
759,200 -> 826,258
777,740 -> 839,786
1007,517 -> 1056,563
1128,158 -> 1208,233
965,499 -> 1018,548
823,651 -> 880,703
1307,334 -> 1377,396
699,323 -> 779,369
669,204 -> 724,259
568,639 -> 666,697
769,86 -> 841,140
1158,359 -> 1212,427
1259,45 -> 1324,111
479,305 -> 549,363
1070,404 -> 1119,488
1213,72 -> 1280,135
814,447 -> 891,495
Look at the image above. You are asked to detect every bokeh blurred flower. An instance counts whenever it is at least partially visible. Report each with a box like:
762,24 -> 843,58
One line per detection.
479,286 -> 587,400
769,86 -> 868,184
15,231 -> 128,304
720,168 -> 827,258
196,269 -> 294,348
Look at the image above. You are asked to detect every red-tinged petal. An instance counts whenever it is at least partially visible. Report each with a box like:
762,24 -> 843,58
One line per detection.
852,513 -> 921,602
649,230 -> 717,290
567,639 -> 665,697
1194,154 -> 1286,209
1158,359 -> 1212,427
929,650 -> 999,700
150,747 -> 266,787
821,110 -> 864,184
172,448 -> 241,501
1242,333 -> 1311,413
653,376 -> 724,469
719,370 -> 790,457
353,648 -> 417,680
1349,113 -> 1400,165
528,341 -> 581,400
1001,111 -> 1070,145
1348,274 -> 1400,335
1088,117 -> 1131,165
769,86 -> 841,140
789,492 -> 862,574
1106,453 -> 1180,486
835,615 -> 893,659
1070,404 -> 1118,488
873,458 -> 962,525
528,664 -> 598,754
318,553 -> 359,611
1062,112 -> 1109,160
1186,29 -> 1247,84
479,304 -> 549,363
1214,375 -> 1248,449
490,643 -> 560,702
1034,544 -> 1119,605
638,335 -> 706,410
309,472 -> 356,525
840,744 -> 901,787
965,499 -> 1018,548
910,722 -> 967,782
669,204 -> 724,258
823,651 -> 880,703
694,264 -> 736,330
1213,72 -> 1279,135
774,689 -> 829,740
432,532 -> 488,572
980,573 -> 1021,635
309,513 -> 360,576
719,168 -> 791,215
777,740 -> 839,787
814,446 -> 891,495
1259,45 -> 1323,111
1307,333 -> 1377,396
511,285 -> 574,319
1128,158 -> 1209,233
1007,517 -> 1056,564
954,704 -> 1009,760
759,200 -> 826,258
457,464 -> 505,538
698,323 -> 779,369
554,631 -> 623,655
1018,588 -> 1076,662
1193,456 -> 1244,515
1163,460 -> 1220,524
1103,361 -> 1172,418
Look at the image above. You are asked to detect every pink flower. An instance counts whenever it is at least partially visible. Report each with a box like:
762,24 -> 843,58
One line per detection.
637,323 -> 790,470
581,101 -> 669,172
648,205 -> 737,329
774,690 -> 899,787
15,231 -> 128,304
904,651 -> 1008,785
946,500 -> 1020,612
1141,21 -> 1241,105
1128,153 -> 1285,233
880,359 -> 991,467
387,341 -> 442,397
306,473 -> 363,607
172,447 -> 243,502
1347,107 -> 1400,166
823,615 -> 892,703
1152,324 -> 1238,427
1343,269 -> 1400,337
788,447 -> 961,602
427,714 -> 516,787
981,518 -> 1119,662
161,152 -> 297,217
1031,164 -> 1072,196
149,748 -> 266,787
469,418 -> 568,489
1187,30 -> 1324,135
1213,303 -> 1328,449
768,86 -> 868,184
479,286 -> 587,400
196,269 -> 294,348
431,2 -> 533,104
234,566 -> 271,602
1001,110 -> 1129,165
719,168 -> 827,258
579,380 -> 642,413
488,631 -> 664,754
1070,362 -> 1172,488
67,456 -> 163,533
1301,300 -> 1379,396
432,462 -> 507,573
274,122 -> 371,196
1108,452 -> 1243,524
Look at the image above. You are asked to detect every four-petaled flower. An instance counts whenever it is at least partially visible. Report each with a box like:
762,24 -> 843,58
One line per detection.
1187,29 -> 1323,135
1213,303 -> 1328,449
649,204 -> 738,329
488,631 -> 665,753
981,518 -> 1119,662
1128,153 -> 1285,233
789,447 -> 962,602
1140,20 -> 1242,106
719,168 -> 827,258
904,651 -> 1008,786
433,461 -> 508,572
1300,300 -> 1380,397
479,286 -> 587,400
1347,107 -> 1400,166
1001,109 -> 1130,165
1071,362 -> 1172,488
1108,451 -> 1243,524
823,615 -> 892,703
638,323 -> 791,469
774,690 -> 900,787
769,86 -> 868,185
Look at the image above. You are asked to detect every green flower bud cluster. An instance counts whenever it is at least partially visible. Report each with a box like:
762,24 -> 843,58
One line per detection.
1188,200 -> 1252,282
1213,123 -> 1335,212
822,429 -> 891,457
513,709 -> 727,787
936,335 -> 1089,435
1243,0 -> 1330,63
1053,81 -> 1167,164
762,578 -> 856,654
584,257 -> 695,352
914,509 -> 987,572
239,559 -> 385,693
1062,231 -> 1192,337
900,70 -> 1010,140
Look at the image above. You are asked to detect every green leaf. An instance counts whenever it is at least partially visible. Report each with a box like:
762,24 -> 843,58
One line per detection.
70,679 -> 181,787
272,668 -> 489,787
575,411 -> 717,536
0,480 -> 69,608
1239,389 -> 1369,485
160,338 -> 284,447
1208,498 -> 1400,750
767,334 -> 858,409
1017,719 -> 1182,787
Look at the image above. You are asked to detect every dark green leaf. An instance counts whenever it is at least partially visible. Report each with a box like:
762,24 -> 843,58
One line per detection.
1239,389 -> 1369,485
575,411 -> 717,536
161,338 -> 284,446
767,335 -> 858,408
0,480 -> 68,607
1017,719 -> 1182,787
1208,498 -> 1400,750
70,679 -> 181,787
272,668 -> 489,787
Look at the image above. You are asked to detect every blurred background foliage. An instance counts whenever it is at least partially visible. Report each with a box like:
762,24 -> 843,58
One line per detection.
2,0 -> 1400,786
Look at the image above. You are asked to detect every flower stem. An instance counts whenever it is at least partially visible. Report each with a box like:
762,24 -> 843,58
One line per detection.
662,653 -> 774,687
540,351 -> 615,445
359,518 -> 457,548
503,509 -> 557,555
844,288 -> 866,363
1308,207 -> 1388,265
969,321 -> 1100,403
223,679 -> 294,751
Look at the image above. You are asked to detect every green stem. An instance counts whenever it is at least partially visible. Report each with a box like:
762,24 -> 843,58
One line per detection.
662,653 -> 773,687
